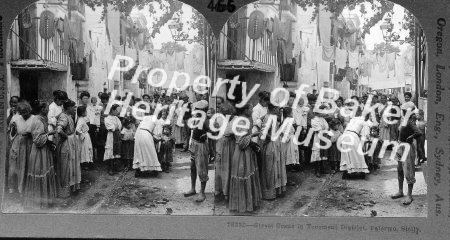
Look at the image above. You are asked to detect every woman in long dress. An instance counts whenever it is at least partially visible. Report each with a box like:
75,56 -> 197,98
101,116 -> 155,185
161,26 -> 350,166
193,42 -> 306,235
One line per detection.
104,104 -> 122,175
133,115 -> 162,176
23,100 -> 57,209
55,100 -> 81,198
260,104 -> 286,200
229,104 -> 262,213
214,103 -> 236,200
340,116 -> 370,178
8,101 -> 34,195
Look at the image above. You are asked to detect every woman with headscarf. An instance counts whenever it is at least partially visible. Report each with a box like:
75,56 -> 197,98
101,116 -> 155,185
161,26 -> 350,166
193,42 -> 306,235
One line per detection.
8,101 -> 34,195
229,103 -> 262,213
23,100 -> 57,209
55,99 -> 81,198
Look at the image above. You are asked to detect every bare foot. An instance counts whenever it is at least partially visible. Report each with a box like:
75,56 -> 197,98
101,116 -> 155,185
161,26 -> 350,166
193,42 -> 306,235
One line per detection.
184,189 -> 196,197
196,193 -> 206,202
391,192 -> 405,199
402,196 -> 414,205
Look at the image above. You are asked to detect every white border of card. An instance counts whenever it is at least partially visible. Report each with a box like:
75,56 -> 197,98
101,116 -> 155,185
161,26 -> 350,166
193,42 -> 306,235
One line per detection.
0,0 -> 447,239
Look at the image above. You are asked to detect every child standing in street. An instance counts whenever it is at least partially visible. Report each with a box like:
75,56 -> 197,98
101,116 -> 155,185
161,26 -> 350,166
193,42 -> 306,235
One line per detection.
155,125 -> 175,173
415,109 -> 427,163
121,118 -> 135,172
76,106 -> 93,170
207,108 -> 216,162
310,105 -> 329,177
328,119 -> 342,174
104,104 -> 122,175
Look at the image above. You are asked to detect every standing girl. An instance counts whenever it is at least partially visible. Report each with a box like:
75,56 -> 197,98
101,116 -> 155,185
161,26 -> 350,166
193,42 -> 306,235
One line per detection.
282,107 -> 299,170
155,125 -> 175,173
76,106 -> 93,170
328,119 -> 342,174
121,118 -> 135,172
310,105 -> 329,177
207,108 -> 216,162
104,104 -> 122,175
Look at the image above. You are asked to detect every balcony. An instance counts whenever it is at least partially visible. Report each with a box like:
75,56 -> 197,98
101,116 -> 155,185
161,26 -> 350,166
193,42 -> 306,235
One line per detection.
9,16 -> 69,71
217,9 -> 277,73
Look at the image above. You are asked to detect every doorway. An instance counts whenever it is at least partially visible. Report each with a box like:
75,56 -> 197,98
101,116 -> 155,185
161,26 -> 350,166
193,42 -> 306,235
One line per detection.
226,74 -> 244,105
19,71 -> 38,103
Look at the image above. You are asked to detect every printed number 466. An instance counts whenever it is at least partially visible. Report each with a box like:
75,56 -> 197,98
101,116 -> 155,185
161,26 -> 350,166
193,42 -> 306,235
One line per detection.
208,0 -> 236,13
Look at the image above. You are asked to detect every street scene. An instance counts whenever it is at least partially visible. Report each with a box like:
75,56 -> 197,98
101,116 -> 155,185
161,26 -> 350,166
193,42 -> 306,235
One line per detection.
3,0 -> 428,218
4,0 -> 216,214
213,0 -> 428,217
3,150 -> 214,214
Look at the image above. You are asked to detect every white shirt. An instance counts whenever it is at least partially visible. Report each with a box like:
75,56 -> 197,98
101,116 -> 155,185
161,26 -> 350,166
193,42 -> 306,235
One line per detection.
252,103 -> 268,129
293,105 -> 309,127
86,104 -> 96,125
48,102 -> 62,127
251,103 -> 268,142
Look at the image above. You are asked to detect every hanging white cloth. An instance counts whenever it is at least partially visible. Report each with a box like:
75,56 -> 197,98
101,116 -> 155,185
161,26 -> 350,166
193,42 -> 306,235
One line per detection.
335,48 -> 347,69
348,51 -> 360,68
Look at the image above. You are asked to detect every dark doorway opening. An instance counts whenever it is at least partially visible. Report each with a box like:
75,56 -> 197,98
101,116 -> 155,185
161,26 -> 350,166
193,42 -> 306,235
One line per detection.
19,71 -> 38,103
226,74 -> 244,105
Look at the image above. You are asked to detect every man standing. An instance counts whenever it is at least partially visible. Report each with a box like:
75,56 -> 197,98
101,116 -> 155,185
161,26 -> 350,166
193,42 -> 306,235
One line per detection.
391,107 -> 421,205
183,101 -> 210,202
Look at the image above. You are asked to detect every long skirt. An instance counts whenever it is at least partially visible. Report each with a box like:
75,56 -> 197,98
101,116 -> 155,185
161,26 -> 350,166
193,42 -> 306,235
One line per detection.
8,135 -> 32,193
416,134 -> 426,160
261,140 -> 286,200
229,145 -> 262,213
215,136 -> 235,197
379,125 -> 390,141
24,143 -> 57,209
340,132 -> 369,174
173,125 -> 184,145
133,129 -> 162,171
78,133 -> 93,163
328,142 -> 340,162
104,130 -> 121,161
56,135 -> 81,198
121,140 -> 134,160
283,140 -> 299,165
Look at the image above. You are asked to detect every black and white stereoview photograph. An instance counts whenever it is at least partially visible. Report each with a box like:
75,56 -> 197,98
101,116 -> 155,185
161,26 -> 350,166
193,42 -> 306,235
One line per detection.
2,0 -> 427,219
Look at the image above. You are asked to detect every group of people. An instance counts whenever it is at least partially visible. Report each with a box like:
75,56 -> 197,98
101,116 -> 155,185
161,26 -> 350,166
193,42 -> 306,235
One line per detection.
5,86 -> 426,211
5,89 -> 215,209
214,90 -> 427,213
